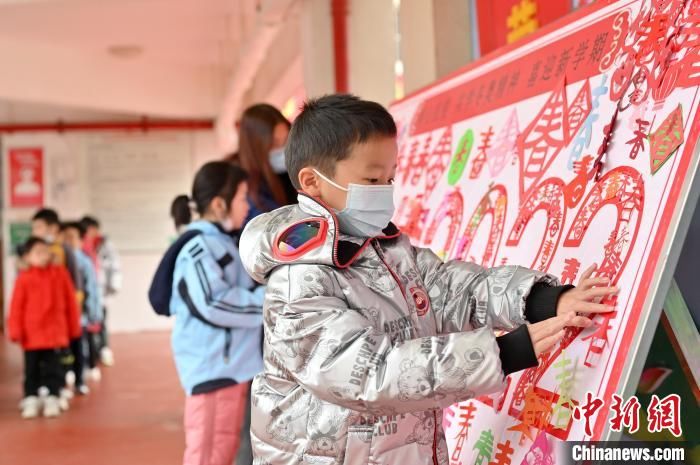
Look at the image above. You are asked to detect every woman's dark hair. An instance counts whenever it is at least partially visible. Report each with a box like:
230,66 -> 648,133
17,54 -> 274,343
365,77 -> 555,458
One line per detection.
170,195 -> 192,230
229,103 -> 291,210
187,162 -> 248,216
18,236 -> 47,257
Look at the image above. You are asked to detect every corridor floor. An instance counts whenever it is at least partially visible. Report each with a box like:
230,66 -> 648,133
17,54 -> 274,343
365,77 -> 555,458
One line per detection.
0,332 -> 184,465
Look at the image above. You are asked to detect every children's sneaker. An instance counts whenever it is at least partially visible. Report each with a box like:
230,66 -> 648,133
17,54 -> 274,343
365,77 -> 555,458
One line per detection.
90,367 -> 102,382
76,384 -> 90,396
20,396 -> 41,419
65,370 -> 76,387
58,395 -> 70,411
43,396 -> 61,418
60,387 -> 74,400
100,347 -> 115,367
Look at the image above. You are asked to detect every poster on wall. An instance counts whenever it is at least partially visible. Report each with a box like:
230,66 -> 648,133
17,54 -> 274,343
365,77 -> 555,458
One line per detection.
390,0 -> 700,461
9,147 -> 44,208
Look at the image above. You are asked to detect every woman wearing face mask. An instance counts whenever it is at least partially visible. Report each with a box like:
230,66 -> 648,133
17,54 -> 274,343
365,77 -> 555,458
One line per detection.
227,104 -> 296,227
162,162 -> 266,465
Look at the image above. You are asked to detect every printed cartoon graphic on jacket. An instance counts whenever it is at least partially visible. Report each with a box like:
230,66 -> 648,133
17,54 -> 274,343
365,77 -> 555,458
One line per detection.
238,195 -> 565,465
397,349 -> 484,402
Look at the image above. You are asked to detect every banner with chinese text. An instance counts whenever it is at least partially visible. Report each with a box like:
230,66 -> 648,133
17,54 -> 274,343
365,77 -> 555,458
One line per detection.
390,1 -> 700,462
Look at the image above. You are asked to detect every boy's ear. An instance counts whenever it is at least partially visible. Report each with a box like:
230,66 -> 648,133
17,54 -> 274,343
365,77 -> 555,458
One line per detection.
298,167 -> 322,197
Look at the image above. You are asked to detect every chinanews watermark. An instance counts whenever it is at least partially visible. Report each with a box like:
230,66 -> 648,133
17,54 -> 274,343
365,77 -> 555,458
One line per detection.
556,391 -> 692,464
558,441 -> 689,464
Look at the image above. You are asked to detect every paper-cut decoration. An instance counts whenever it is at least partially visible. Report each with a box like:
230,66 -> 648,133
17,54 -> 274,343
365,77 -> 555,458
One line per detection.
520,432 -> 554,465
519,79 -> 592,201
451,403 -> 478,463
422,189 -> 464,255
488,109 -> 520,177
609,394 -> 641,434
425,128 -> 453,199
582,311 -> 616,368
566,79 -> 592,141
564,154 -> 594,207
454,185 -> 507,266
490,440 -> 515,465
627,118 -> 652,159
506,178 -> 566,272
473,429 -> 495,465
572,391 -> 605,437
649,104 -> 684,174
568,76 -> 607,169
551,353 -> 578,433
396,194 -> 428,241
508,388 -> 554,444
470,126 -> 495,179
591,106 -> 619,182
448,129 -> 474,186
519,78 -> 569,199
560,258 -> 581,285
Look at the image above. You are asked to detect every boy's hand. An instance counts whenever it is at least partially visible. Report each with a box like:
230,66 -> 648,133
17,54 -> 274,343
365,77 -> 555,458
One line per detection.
527,313 -> 591,356
557,264 -> 619,320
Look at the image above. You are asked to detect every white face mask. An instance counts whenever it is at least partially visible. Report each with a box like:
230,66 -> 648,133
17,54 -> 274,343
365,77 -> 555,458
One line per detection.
269,147 -> 287,174
313,169 -> 395,237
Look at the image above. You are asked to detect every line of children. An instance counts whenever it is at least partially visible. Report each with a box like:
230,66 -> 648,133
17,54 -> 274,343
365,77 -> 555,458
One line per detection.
81,216 -> 122,367
62,221 -> 104,394
8,208 -> 116,419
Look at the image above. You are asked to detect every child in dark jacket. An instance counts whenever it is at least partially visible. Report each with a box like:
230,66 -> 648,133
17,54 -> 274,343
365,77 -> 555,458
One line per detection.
8,237 -> 81,419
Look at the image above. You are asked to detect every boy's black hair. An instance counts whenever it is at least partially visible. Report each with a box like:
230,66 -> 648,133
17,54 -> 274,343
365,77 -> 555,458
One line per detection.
286,94 -> 397,189
18,236 -> 47,257
32,208 -> 60,226
80,215 -> 100,229
61,221 -> 87,239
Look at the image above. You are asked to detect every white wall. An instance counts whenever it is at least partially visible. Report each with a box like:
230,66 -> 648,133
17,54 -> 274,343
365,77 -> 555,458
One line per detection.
2,129 -> 220,333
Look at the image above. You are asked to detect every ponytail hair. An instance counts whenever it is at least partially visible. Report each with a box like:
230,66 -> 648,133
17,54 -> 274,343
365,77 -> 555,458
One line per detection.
191,162 -> 248,216
170,195 -> 193,231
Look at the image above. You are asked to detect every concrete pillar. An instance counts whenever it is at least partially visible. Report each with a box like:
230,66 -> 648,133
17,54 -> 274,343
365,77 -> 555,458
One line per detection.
431,0 -> 474,79
347,0 -> 395,105
300,0 -> 336,99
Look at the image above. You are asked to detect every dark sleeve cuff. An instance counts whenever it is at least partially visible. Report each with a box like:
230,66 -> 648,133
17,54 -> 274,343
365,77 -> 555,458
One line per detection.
496,325 -> 538,376
524,283 -> 576,323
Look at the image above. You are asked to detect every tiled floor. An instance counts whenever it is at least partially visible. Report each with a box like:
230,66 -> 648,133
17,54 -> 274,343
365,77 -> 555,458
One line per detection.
0,332 -> 185,465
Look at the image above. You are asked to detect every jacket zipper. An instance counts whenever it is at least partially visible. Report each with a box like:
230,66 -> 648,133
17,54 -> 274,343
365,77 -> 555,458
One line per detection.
373,239 -> 439,465
371,240 -> 408,302
223,329 -> 232,363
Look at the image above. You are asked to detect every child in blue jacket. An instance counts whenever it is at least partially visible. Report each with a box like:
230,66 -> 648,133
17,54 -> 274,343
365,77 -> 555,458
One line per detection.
160,162 -> 265,465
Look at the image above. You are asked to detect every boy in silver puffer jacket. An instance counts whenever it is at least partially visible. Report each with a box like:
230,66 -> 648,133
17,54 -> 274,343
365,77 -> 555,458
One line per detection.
239,94 -> 618,465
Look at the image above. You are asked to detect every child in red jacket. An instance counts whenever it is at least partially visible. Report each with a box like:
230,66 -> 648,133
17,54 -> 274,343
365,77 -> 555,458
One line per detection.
8,237 -> 81,419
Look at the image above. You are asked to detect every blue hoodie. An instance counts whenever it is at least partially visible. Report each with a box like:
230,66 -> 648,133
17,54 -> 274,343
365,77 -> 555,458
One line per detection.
74,248 -> 103,325
169,220 -> 265,395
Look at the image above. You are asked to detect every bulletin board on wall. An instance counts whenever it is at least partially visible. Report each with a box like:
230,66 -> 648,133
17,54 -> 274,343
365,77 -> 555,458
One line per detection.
390,0 -> 700,461
84,133 -> 192,253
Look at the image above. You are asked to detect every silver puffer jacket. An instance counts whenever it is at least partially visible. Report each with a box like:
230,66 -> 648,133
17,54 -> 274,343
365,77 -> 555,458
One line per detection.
239,194 -> 560,465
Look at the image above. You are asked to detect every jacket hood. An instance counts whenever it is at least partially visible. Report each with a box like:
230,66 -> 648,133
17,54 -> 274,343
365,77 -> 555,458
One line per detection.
239,193 -> 400,284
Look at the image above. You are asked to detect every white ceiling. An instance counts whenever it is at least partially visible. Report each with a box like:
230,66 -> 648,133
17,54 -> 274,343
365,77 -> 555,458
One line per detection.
0,0 -> 255,68
0,0 -> 303,126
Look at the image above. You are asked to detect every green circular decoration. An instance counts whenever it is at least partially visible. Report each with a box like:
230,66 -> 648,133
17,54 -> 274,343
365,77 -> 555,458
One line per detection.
448,128 -> 474,186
